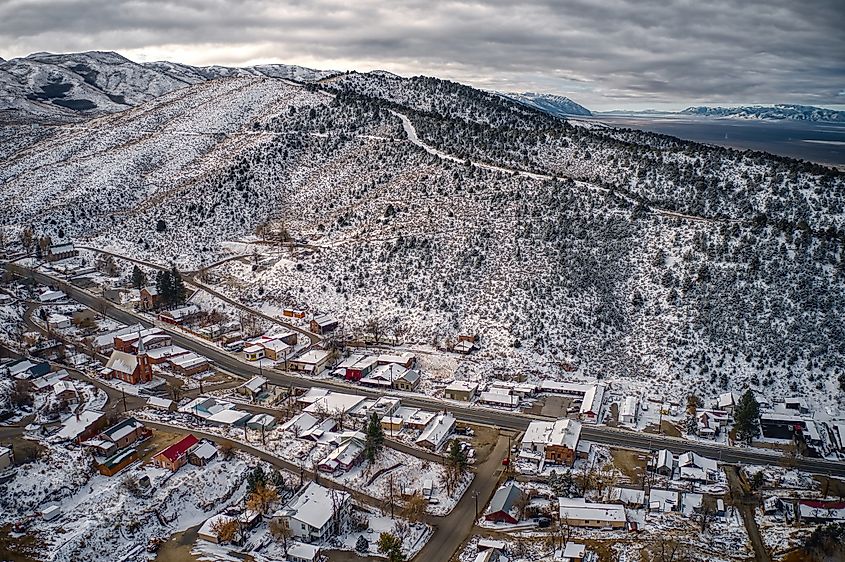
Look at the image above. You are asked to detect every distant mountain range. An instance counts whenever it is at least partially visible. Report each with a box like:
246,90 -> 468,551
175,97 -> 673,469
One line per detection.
502,92 -> 592,116
680,104 -> 845,122
0,50 -> 336,121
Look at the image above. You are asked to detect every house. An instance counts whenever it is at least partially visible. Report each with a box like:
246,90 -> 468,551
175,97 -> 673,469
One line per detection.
648,488 -> 680,512
520,418 -> 582,466
381,415 -> 404,433
619,396 -> 638,425
6,359 -> 51,379
100,417 -> 149,449
57,409 -> 107,444
91,323 -> 144,354
103,349 -> 153,384
38,290 -> 66,303
266,329 -> 298,346
697,410 -> 728,439
96,447 -> 138,477
344,355 -> 379,382
303,391 -> 366,418
607,487 -> 646,508
47,313 -> 71,329
377,351 -> 416,369
42,505 -> 62,521
556,542 -> 587,562
780,396 -> 810,415
309,314 -> 338,335
370,396 -> 401,418
197,513 -> 235,544
287,542 -> 321,562
289,349 -> 331,375
206,409 -> 252,428
275,482 -> 350,542
46,242 -> 78,262
318,434 -> 365,473
485,482 -> 524,524
678,452 -> 719,482
798,500 -> 845,523
282,308 -> 306,319
154,434 -> 199,471
681,492 -> 703,515
243,344 -> 265,361
652,449 -> 674,476
188,441 -> 218,466
716,392 -> 738,415
539,381 -> 594,397
579,384 -> 606,423
453,339 -> 475,354
416,413 -> 457,451
139,286 -> 160,310
393,368 -> 421,391
405,409 -> 436,431
0,446 -> 13,471
479,391 -> 520,409
53,380 -> 79,404
259,338 -> 292,362
558,498 -> 626,529
147,396 -> 175,411
246,413 -> 277,431
237,375 -> 268,400
444,381 -> 479,401
158,305 -> 201,325
168,353 -> 209,376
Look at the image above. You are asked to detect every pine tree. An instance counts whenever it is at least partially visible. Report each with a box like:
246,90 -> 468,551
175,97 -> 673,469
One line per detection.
131,265 -> 147,289
734,389 -> 761,444
171,265 -> 187,306
365,412 -> 385,462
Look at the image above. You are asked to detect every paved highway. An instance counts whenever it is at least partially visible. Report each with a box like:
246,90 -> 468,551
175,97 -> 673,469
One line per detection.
6,261 -> 845,479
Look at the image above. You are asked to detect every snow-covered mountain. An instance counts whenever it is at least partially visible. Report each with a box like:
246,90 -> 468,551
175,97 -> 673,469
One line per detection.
503,92 -> 592,117
2,56 -> 844,412
681,104 -> 845,122
0,51 -> 337,122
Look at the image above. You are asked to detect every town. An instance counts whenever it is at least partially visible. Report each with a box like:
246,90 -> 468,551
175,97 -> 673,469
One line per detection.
0,238 -> 842,562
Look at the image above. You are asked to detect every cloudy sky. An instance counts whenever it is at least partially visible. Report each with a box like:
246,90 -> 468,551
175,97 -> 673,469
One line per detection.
1,0 -> 843,110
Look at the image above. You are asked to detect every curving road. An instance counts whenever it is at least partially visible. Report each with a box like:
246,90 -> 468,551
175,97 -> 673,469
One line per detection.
5,260 -> 845,483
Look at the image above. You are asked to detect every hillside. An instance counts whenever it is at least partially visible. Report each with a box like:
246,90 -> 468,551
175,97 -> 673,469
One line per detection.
2,69 -> 844,411
0,51 -> 336,122
503,92 -> 592,117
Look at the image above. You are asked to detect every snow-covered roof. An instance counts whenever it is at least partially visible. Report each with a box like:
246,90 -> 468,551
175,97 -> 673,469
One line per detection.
797,501 -> 845,520
169,352 -> 208,369
105,350 -> 138,375
620,396 -> 638,418
280,412 -> 320,434
561,542 -> 587,559
260,338 -> 291,353
191,441 -> 218,460
160,304 -> 200,320
141,285 -> 158,296
445,380 -> 478,393
558,497 -> 626,523
303,391 -> 366,415
717,391 -> 738,408
320,437 -> 364,470
649,488 -> 679,511
198,513 -> 234,540
57,410 -> 105,440
608,487 -> 645,505
539,381 -> 593,395
240,375 -> 267,393
102,417 -> 143,442
522,418 -> 582,450
207,409 -> 250,425
377,351 -> 415,365
655,449 -> 674,469
282,482 -> 349,530
92,323 -> 144,349
247,413 -> 276,427
579,384 -> 606,415
147,396 -> 173,409
287,542 -> 321,561
415,413 -> 456,449
145,345 -> 188,360
38,290 -> 65,302
292,349 -> 330,365
52,380 -> 77,395
311,314 -> 337,327
678,451 -> 718,472
479,391 -> 519,407
487,482 -> 522,515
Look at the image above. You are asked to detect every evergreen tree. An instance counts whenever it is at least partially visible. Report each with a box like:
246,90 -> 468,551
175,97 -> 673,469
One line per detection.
365,412 -> 385,462
155,269 -> 173,307
171,265 -> 187,306
734,389 -> 761,444
377,532 -> 405,562
131,265 -> 147,289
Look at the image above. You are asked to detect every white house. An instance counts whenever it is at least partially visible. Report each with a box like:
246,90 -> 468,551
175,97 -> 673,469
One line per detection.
520,418 -> 582,466
275,482 -> 350,543
415,413 -> 457,451
619,396 -> 638,425
678,451 -> 719,482
579,384 -> 606,423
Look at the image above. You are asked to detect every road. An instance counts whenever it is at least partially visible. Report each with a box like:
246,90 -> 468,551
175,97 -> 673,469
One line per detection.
725,465 -> 772,562
6,260 -> 845,482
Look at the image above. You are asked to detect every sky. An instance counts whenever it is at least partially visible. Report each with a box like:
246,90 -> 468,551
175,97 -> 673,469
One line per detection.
1,0 -> 843,111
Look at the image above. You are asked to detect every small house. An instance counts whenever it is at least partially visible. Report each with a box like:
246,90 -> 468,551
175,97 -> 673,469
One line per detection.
444,381 -> 479,401
100,417 -> 149,449
619,396 -> 638,424
287,542 -> 321,562
309,314 -> 338,335
57,409 -> 107,444
188,441 -> 219,466
558,498 -> 626,529
139,286 -> 159,310
556,542 -> 587,562
246,413 -> 277,431
158,305 -> 201,325
154,434 -> 200,472
393,368 -> 421,392
46,242 -> 77,262
289,349 -> 331,375
237,375 -> 268,400
485,482 -> 524,524
243,345 -> 265,361
168,353 -> 209,376
197,513 -> 235,544
415,413 -> 456,451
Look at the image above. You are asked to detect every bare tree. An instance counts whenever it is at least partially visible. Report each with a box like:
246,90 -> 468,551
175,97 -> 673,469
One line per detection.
366,317 -> 383,345
20,226 -> 34,256
269,518 -> 292,555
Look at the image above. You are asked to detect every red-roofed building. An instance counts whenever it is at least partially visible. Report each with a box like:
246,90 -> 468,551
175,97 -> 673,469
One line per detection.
153,434 -> 199,472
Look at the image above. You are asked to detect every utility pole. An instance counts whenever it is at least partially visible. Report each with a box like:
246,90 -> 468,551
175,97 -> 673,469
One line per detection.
121,387 -> 127,413
472,490 -> 480,521
389,474 -> 395,519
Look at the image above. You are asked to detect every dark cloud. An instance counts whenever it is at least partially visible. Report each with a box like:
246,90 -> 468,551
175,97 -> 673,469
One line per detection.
1,0 -> 843,109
